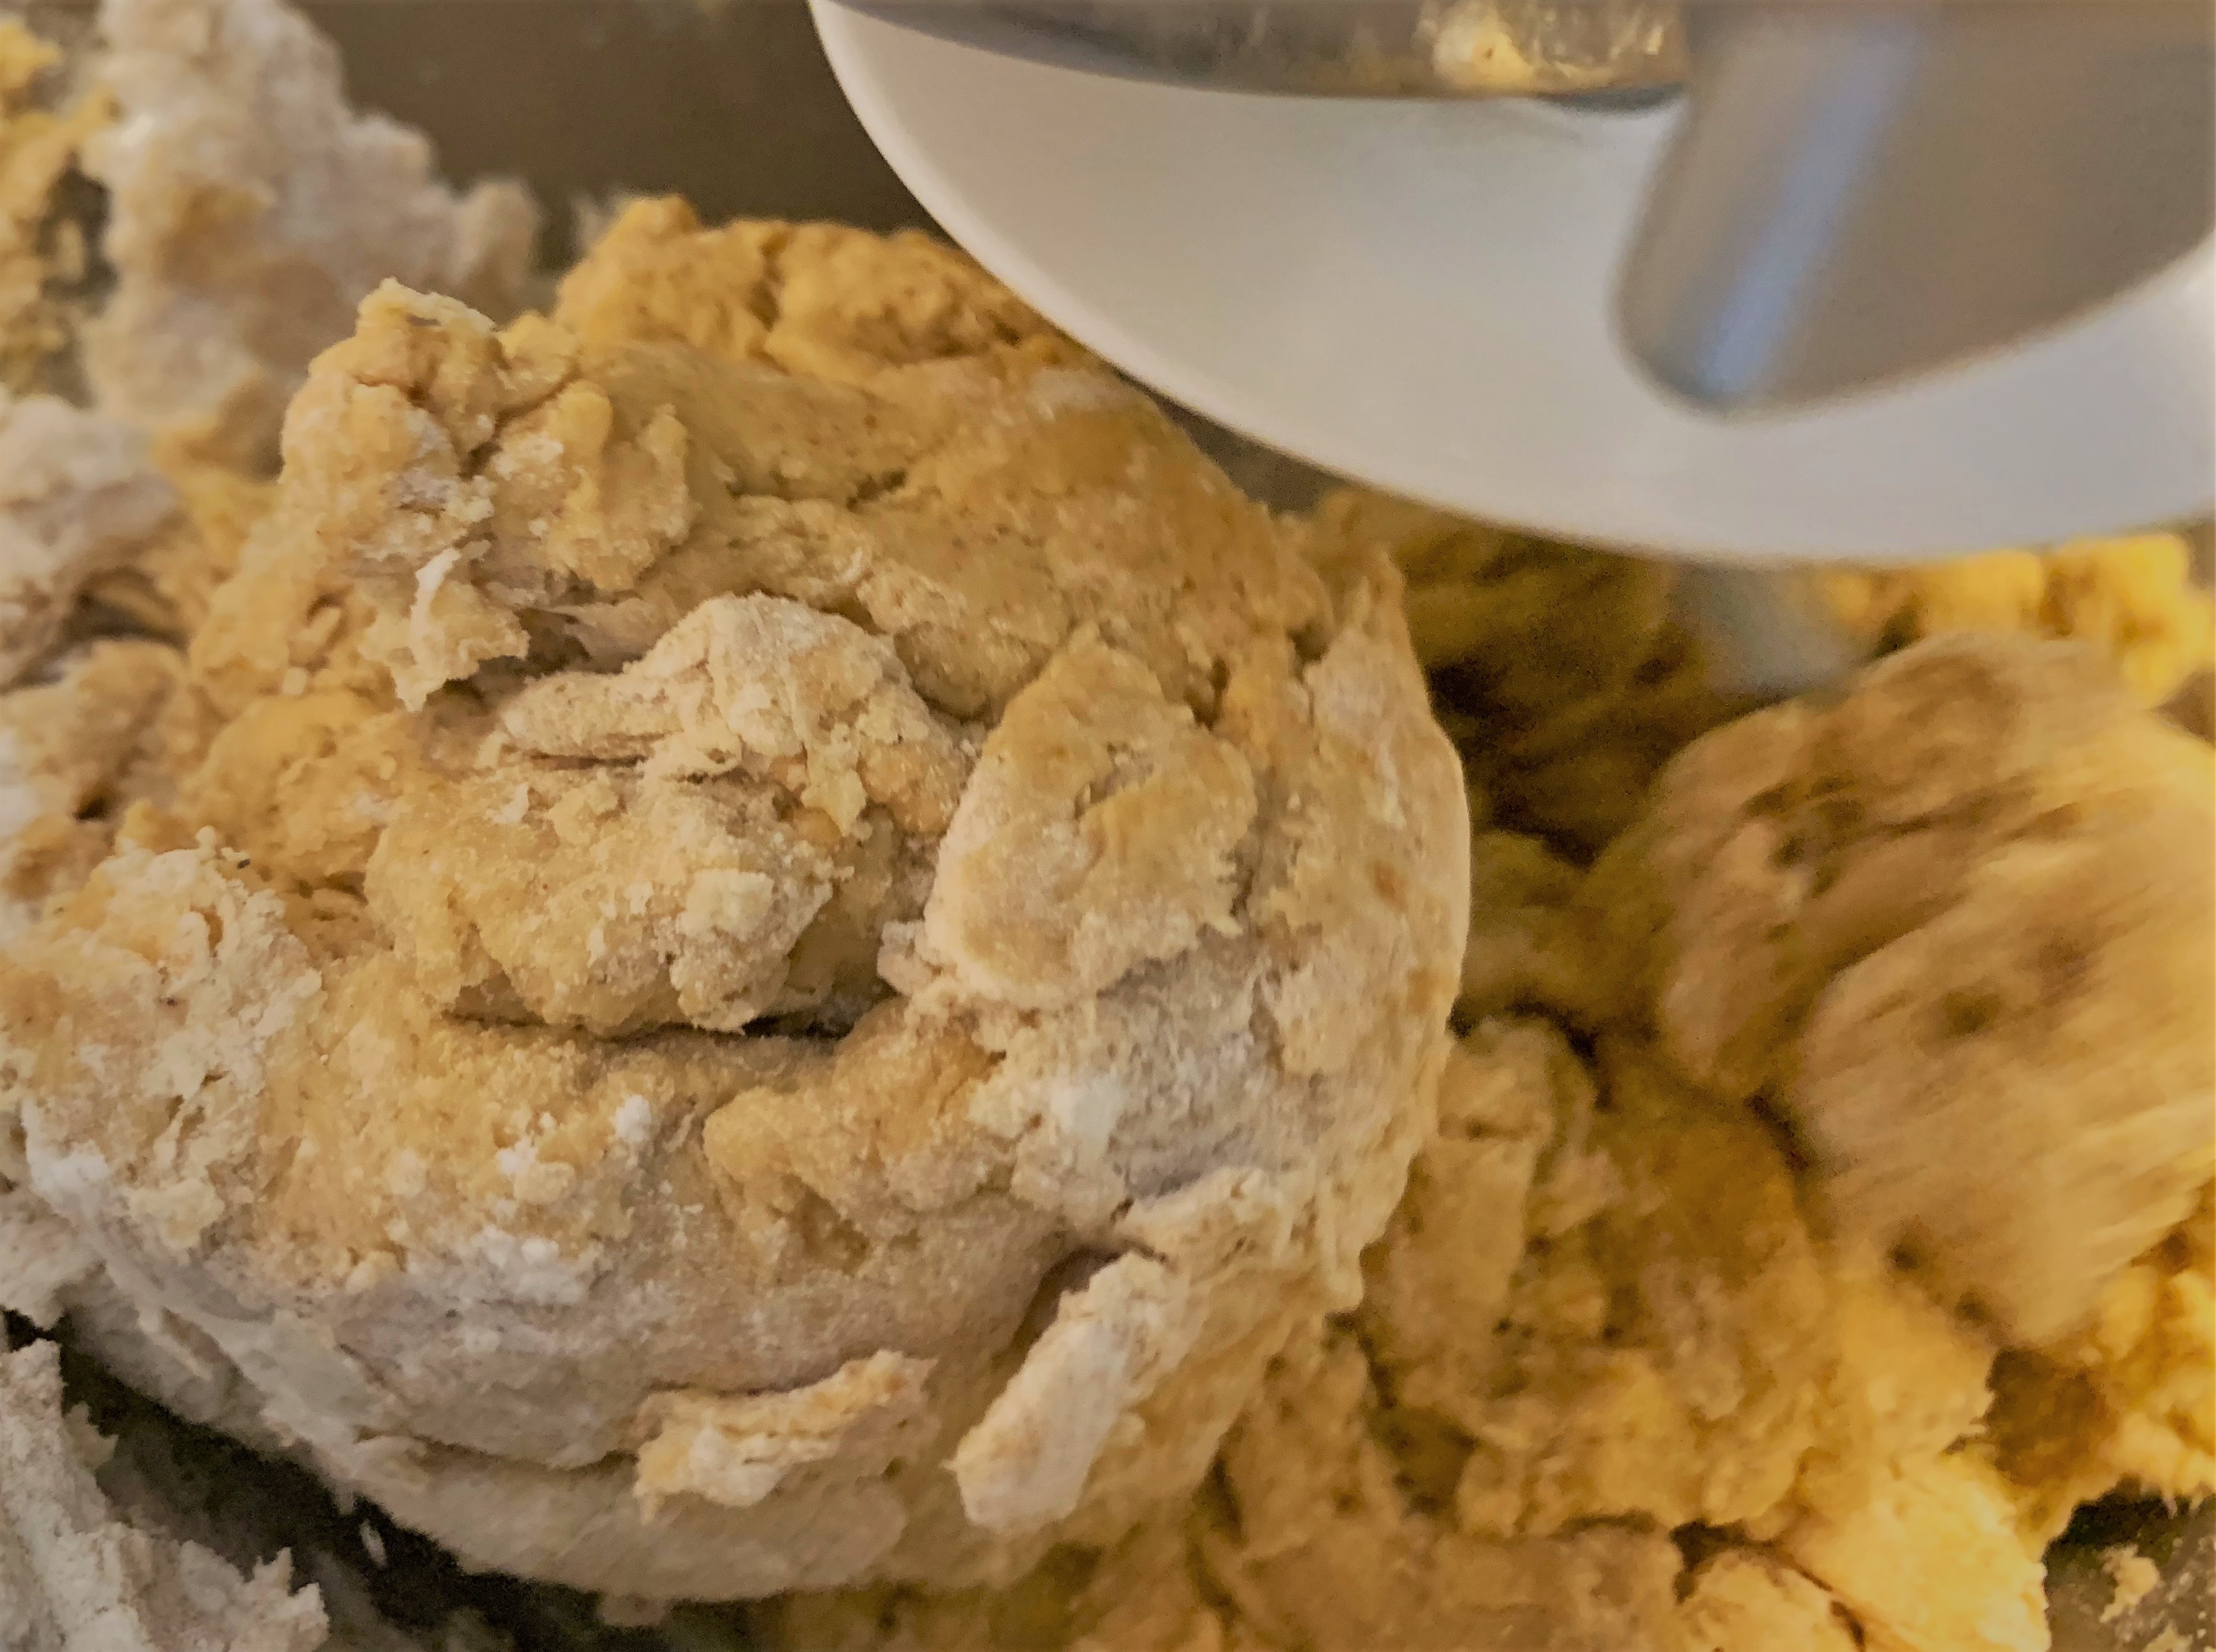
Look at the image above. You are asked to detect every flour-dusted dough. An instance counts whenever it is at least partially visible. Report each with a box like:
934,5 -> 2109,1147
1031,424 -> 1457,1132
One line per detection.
79,0 -> 539,465
0,1338 -> 329,1652
758,610 -> 2214,1652
0,199 -> 1469,1602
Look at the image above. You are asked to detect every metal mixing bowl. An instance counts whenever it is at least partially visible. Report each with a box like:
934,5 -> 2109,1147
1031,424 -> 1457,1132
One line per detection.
10,6 -> 2204,1647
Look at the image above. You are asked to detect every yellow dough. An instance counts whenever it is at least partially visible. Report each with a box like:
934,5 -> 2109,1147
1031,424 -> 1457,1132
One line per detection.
759,627 -> 2213,1651
1820,532 -> 2215,709
1586,634 -> 2215,1347
0,21 -> 108,396
1309,486 -> 1725,859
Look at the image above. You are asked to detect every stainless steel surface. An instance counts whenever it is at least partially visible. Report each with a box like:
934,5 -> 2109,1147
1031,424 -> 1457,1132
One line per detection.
309,0 -> 928,261
1621,3 -> 2216,409
843,0 -> 1685,95
2048,1498 -> 2216,1652
1669,562 -> 1869,699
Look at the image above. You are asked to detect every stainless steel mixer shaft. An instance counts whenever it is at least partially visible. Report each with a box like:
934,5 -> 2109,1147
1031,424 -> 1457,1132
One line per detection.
846,1 -> 1687,92
1624,3 -> 2216,411
851,0 -> 2216,413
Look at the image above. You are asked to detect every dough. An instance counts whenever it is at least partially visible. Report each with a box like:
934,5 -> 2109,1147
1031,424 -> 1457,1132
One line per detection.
1306,487 -> 1725,858
0,0 -> 540,469
0,637 -> 192,941
760,626 -> 2212,1652
0,389 -> 178,685
0,21 -> 108,398
0,0 -> 2206,1635
1985,1189 -> 2215,1542
79,0 -> 540,466
759,1012 -> 2011,1652
1820,531 -> 2215,709
0,199 -> 1468,1601
1586,633 -> 2215,1345
0,1337 -> 328,1652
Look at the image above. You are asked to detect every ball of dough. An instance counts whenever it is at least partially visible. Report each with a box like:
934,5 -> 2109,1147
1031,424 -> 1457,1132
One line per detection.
1585,631 -> 2215,1346
0,203 -> 1469,1601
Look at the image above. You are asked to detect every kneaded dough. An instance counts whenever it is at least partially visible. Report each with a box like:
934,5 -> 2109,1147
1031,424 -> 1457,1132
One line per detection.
0,199 -> 1469,1602
1586,633 -> 2215,1346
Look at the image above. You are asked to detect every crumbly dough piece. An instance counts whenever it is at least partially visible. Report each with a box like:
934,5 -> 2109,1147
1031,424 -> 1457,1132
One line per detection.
768,1015 -> 2014,1652
0,0 -> 471,702
367,592 -> 963,1035
0,637 -> 191,939
0,1338 -> 328,1652
769,615 -> 2216,1652
0,388 -> 178,683
1677,1551 -> 1860,1652
1985,1190 -> 2215,1540
1201,1325 -> 1693,1652
1821,530 -> 2215,709
79,0 -> 540,466
1362,1024 -> 1996,1560
1585,633 -> 2215,1345
1783,1453 -> 2049,1652
1306,486 -> 1725,857
0,205 -> 1469,1601
0,21 -> 108,396
1429,1033 -> 1862,1540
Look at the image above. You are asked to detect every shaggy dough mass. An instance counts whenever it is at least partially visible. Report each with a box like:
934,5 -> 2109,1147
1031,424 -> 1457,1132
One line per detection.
0,185 -> 1468,1600
756,525 -> 2214,1652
